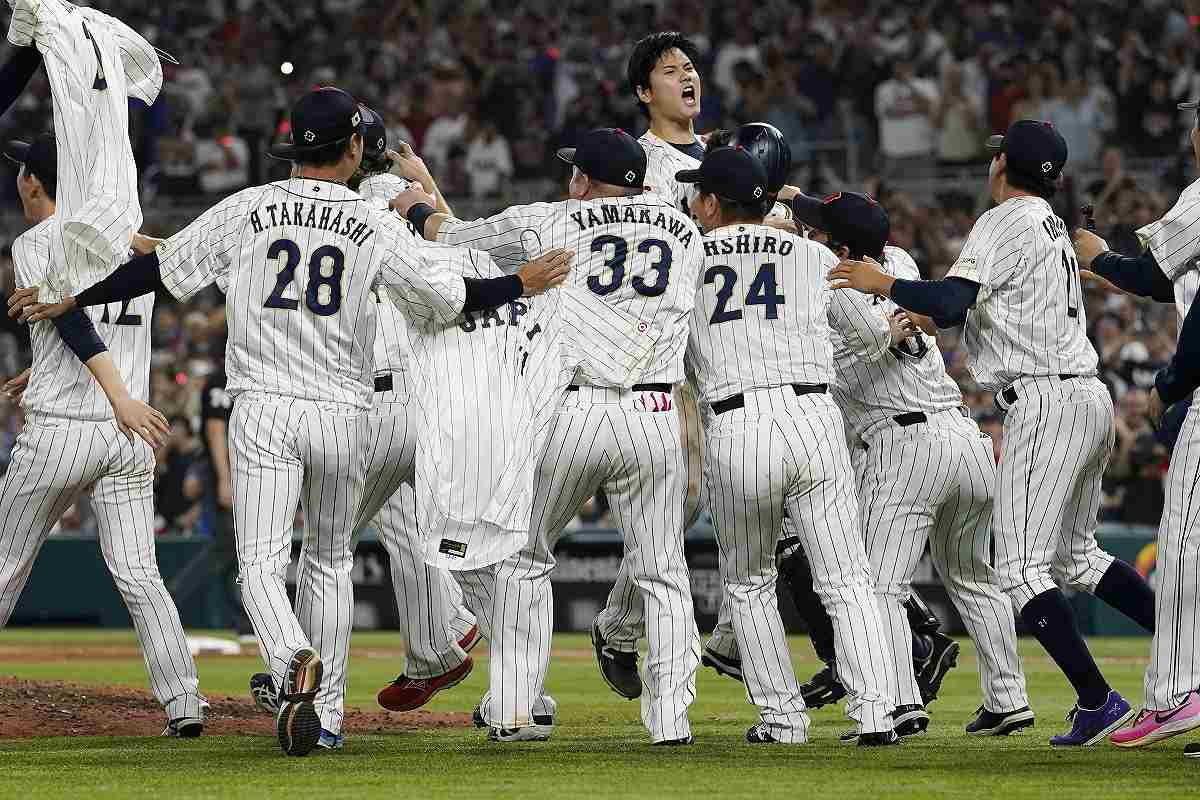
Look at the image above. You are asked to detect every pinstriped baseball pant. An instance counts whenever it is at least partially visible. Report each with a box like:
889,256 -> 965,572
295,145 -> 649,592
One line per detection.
855,412 -> 1028,713
230,394 -> 367,735
351,391 -> 473,680
0,414 -> 203,720
1144,405 -> 1200,710
992,376 -> 1116,610
474,387 -> 699,741
705,387 -> 894,737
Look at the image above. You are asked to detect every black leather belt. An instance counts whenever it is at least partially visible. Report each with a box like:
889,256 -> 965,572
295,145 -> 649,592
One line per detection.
893,411 -> 927,426
1000,374 -> 1078,406
374,374 -> 393,393
566,383 -> 673,393
712,384 -> 828,416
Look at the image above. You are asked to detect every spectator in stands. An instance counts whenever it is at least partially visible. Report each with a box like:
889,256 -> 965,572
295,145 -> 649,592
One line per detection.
713,24 -> 760,108
933,63 -> 981,166
194,120 -> 250,195
873,58 -> 939,177
154,417 -> 204,534
464,115 -> 513,198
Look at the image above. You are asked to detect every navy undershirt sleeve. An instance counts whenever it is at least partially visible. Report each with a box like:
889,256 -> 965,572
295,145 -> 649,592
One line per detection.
52,307 -> 107,363
1156,296 -> 1200,404
74,251 -> 164,308
1089,251 -> 1175,303
889,277 -> 980,329
462,275 -> 523,314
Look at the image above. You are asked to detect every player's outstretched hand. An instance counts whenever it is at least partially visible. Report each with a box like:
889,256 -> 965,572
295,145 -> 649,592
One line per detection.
1147,386 -> 1166,431
2,368 -> 31,402
387,143 -> 437,194
113,396 -> 170,449
1071,228 -> 1109,269
517,249 -> 574,296
131,232 -> 163,256
389,184 -> 437,219
8,287 -> 76,323
888,311 -> 917,346
830,255 -> 889,295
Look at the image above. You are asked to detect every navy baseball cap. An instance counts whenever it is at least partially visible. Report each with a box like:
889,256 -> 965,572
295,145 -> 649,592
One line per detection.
791,191 -> 889,258
358,105 -> 388,162
268,87 -> 364,161
556,128 -> 647,189
3,134 -> 55,185
675,146 -> 768,204
986,119 -> 1068,187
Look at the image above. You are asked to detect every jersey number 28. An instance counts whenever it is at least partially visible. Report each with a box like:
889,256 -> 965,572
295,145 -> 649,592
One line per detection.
263,238 -> 345,316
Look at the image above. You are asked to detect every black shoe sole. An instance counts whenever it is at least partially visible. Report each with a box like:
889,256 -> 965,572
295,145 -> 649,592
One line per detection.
277,701 -> 321,756
894,715 -> 930,738
800,679 -> 846,709
701,651 -> 744,683
966,709 -> 1036,737
175,720 -> 203,739
918,639 -> 959,704
591,624 -> 642,700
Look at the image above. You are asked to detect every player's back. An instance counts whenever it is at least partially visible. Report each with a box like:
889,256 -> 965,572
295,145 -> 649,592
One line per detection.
687,224 -> 834,404
187,178 -> 394,409
14,217 -> 152,421
947,195 -> 1098,391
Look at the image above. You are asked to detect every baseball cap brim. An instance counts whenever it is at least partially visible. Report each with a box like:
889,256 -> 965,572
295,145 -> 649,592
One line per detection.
266,135 -> 353,162
555,147 -> 576,165
985,134 -> 1005,151
3,140 -> 31,165
790,192 -> 830,231
674,168 -> 704,184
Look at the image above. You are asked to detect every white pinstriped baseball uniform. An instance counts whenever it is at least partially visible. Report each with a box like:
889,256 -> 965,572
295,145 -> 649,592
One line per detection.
25,0 -> 161,299
687,224 -> 894,739
1134,179 -> 1200,711
831,246 -> 1027,714
348,171 -> 477,681
436,191 -> 702,741
156,177 -> 470,735
946,196 -> 1115,612
0,216 -> 204,724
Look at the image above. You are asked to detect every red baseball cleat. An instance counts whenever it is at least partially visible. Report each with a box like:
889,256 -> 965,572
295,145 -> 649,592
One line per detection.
458,625 -> 483,653
377,657 -> 474,712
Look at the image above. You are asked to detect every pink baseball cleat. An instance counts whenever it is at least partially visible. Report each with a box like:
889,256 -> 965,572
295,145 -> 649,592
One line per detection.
1110,692 -> 1200,748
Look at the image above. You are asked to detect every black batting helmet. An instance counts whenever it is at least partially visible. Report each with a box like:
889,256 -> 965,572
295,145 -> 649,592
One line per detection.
358,104 -> 388,163
730,123 -> 791,194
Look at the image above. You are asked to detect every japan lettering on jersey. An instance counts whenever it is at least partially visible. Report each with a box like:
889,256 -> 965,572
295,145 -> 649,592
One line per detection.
1139,177 -> 1200,348
358,172 -> 418,388
156,177 -> 468,409
639,130 -> 703,217
436,192 -> 703,385
829,245 -> 964,439
13,217 -> 152,422
686,224 -> 833,404
946,195 -> 1098,392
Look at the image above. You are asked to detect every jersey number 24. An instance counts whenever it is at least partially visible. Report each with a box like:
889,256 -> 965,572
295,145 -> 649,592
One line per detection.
705,263 -> 785,324
263,238 -> 345,316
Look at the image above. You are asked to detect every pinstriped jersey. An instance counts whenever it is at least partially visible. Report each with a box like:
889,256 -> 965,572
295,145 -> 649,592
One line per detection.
358,172 -> 417,388
436,191 -> 702,385
946,195 -> 1098,391
14,216 -> 152,421
157,178 -> 469,409
639,130 -> 702,216
829,245 -> 963,439
1139,178 -> 1200,355
36,1 -> 162,296
686,224 -> 834,404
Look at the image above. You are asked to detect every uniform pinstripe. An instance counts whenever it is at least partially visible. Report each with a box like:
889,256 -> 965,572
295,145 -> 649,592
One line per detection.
28,0 -> 162,299
156,176 -> 473,734
1134,179 -> 1200,710
688,224 -> 894,738
0,216 -> 203,724
947,197 -> 1116,615
437,192 -> 701,741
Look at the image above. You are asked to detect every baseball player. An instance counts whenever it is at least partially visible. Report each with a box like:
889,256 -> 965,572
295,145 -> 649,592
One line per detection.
1071,98 -> 1200,755
12,87 -> 571,756
831,120 -> 1156,747
679,146 -> 897,745
0,134 -> 206,737
393,126 -> 703,744
789,189 -> 1032,737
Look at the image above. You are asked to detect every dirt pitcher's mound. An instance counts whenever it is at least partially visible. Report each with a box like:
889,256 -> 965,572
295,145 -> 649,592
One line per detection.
0,676 -> 471,738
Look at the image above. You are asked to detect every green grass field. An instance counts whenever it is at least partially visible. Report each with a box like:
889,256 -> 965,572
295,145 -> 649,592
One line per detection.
0,629 -> 1194,799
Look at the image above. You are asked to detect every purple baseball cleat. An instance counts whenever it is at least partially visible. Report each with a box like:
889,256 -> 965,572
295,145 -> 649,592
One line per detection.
1049,691 -> 1134,747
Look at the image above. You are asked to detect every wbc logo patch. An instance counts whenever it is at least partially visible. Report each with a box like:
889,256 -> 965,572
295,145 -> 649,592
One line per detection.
303,130 -> 316,143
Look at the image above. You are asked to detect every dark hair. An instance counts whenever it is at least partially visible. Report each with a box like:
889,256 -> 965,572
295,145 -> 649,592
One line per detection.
23,165 -> 55,200
294,134 -> 357,168
700,188 -> 767,223
1005,167 -> 1059,200
705,128 -> 732,152
626,31 -> 702,117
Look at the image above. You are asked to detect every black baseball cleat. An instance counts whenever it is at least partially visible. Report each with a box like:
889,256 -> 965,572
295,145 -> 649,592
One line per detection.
701,647 -> 743,682
800,663 -> 846,709
250,673 -> 280,714
653,736 -> 695,746
161,717 -> 204,738
916,632 -> 960,705
857,730 -> 902,747
591,622 -> 642,699
965,705 -> 1036,736
892,704 -> 930,737
276,647 -> 324,757
745,723 -> 778,743
1185,742 -> 1200,759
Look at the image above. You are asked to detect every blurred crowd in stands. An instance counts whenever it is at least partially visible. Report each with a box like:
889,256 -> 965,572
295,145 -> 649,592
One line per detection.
2,0 -> 1197,535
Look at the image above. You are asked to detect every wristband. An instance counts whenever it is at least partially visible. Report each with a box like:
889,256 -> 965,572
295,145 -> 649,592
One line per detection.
406,203 -> 437,235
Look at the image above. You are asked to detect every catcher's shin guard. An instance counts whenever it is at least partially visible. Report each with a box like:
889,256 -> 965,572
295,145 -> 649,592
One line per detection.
776,535 -> 837,664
